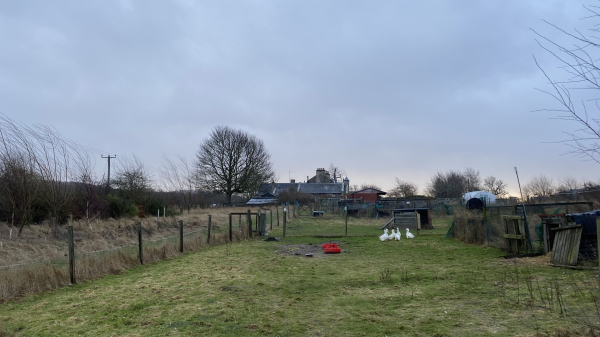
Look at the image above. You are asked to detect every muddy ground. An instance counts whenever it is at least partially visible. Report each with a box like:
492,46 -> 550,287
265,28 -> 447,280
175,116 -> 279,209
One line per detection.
274,241 -> 344,258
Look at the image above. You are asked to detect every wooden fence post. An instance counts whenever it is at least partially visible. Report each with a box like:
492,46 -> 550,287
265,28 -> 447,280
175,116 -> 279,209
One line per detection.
207,215 -> 212,244
276,206 -> 280,227
283,210 -> 287,237
229,214 -> 233,242
247,210 -> 252,237
345,208 -> 348,236
68,226 -> 75,284
256,213 -> 260,236
138,222 -> 143,265
179,220 -> 183,253
270,209 -> 273,231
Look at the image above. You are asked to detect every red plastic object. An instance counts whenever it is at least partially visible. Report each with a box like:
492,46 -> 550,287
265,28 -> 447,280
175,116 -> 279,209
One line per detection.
323,247 -> 341,254
321,243 -> 338,249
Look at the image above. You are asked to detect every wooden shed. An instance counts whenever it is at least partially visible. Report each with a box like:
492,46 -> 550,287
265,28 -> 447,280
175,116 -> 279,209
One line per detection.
392,208 -> 433,230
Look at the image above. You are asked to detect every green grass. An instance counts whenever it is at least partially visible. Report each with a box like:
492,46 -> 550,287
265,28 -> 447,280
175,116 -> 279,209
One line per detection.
0,215 -> 595,336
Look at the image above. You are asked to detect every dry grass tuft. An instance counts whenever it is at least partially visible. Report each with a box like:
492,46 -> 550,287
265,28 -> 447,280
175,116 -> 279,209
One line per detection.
452,208 -> 486,244
0,207 -> 263,303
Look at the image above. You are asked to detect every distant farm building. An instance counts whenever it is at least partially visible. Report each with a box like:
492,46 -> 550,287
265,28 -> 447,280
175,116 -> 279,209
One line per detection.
247,168 -> 349,205
345,188 -> 387,203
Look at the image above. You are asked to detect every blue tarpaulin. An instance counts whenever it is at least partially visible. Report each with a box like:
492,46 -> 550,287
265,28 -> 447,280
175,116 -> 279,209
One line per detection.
569,210 -> 600,235
567,210 -> 600,261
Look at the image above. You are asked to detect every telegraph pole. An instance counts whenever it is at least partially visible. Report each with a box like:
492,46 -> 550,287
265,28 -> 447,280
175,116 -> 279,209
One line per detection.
101,155 -> 116,188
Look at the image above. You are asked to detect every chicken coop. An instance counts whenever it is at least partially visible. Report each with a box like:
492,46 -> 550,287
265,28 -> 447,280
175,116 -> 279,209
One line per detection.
392,208 -> 433,230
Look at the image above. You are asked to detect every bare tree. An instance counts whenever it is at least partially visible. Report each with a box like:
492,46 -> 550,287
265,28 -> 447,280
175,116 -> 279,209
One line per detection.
0,116 -> 42,234
160,155 -> 197,213
557,175 -> 583,192
388,178 -> 418,198
327,163 -> 346,183
463,167 -> 482,191
31,125 -> 82,236
195,126 -> 275,204
73,150 -> 101,227
533,4 -> 600,164
112,154 -> 153,207
523,175 -> 555,198
427,171 -> 467,198
359,183 -> 382,191
483,176 -> 508,197
0,115 -> 95,235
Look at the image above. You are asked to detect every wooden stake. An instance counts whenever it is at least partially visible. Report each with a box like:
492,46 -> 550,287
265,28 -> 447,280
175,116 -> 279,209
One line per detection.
179,220 -> 183,253
138,223 -> 143,265
207,215 -> 212,244
247,210 -> 252,237
283,210 -> 287,237
229,214 -> 233,242
345,208 -> 348,236
68,226 -> 75,284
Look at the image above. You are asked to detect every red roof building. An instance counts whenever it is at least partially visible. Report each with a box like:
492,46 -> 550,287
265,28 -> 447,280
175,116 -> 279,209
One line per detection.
345,188 -> 387,203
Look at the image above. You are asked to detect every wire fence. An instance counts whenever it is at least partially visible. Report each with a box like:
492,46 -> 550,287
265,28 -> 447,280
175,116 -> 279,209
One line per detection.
0,211 -> 268,303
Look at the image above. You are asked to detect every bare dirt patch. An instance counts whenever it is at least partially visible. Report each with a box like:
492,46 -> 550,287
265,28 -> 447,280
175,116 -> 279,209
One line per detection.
500,254 -> 552,267
276,242 -> 343,257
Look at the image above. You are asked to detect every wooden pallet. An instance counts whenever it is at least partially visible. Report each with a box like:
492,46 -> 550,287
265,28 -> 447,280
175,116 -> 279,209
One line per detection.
550,225 -> 582,266
502,215 -> 528,254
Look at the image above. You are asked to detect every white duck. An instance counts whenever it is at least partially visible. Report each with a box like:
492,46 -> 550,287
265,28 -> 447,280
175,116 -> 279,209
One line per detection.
395,227 -> 401,241
379,228 -> 389,242
388,228 -> 396,241
405,228 -> 415,239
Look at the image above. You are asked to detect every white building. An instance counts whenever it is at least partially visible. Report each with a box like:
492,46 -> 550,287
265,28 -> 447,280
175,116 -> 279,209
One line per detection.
462,191 -> 496,205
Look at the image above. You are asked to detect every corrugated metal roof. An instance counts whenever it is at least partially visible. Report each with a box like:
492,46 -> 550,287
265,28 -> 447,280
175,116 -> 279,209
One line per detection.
298,183 -> 343,194
246,198 -> 277,205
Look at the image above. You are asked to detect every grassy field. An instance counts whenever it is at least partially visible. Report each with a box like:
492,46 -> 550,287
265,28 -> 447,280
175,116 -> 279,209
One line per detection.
0,214 -> 597,336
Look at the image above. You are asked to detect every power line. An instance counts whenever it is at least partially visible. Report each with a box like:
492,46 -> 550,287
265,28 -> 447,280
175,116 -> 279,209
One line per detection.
101,155 -> 116,187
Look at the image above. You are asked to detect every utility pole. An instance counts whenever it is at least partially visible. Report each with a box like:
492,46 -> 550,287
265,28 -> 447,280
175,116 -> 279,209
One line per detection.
101,155 -> 116,188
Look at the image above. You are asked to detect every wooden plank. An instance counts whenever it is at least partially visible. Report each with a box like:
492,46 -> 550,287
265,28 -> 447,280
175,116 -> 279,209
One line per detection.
380,218 -> 395,230
503,234 -> 525,240
568,227 -> 582,265
501,215 -> 524,220
558,231 -> 568,265
552,230 -> 563,264
562,230 -> 571,265
551,224 -> 582,231
550,227 -> 583,266
551,230 -> 563,264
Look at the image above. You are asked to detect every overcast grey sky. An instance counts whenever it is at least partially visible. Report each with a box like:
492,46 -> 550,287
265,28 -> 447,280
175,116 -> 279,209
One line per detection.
0,0 -> 598,195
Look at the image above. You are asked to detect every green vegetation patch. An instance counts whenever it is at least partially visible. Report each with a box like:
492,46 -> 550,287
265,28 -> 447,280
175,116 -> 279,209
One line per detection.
0,216 -> 596,336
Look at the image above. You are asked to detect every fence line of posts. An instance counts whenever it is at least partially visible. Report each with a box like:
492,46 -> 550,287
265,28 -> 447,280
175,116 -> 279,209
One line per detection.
62,207 -> 288,285
19,205 -> 301,286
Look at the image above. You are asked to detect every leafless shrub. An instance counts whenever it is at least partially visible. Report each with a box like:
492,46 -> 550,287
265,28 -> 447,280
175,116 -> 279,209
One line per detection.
483,176 -> 508,198
523,175 -> 555,199
388,178 -> 418,198
160,155 -> 198,213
